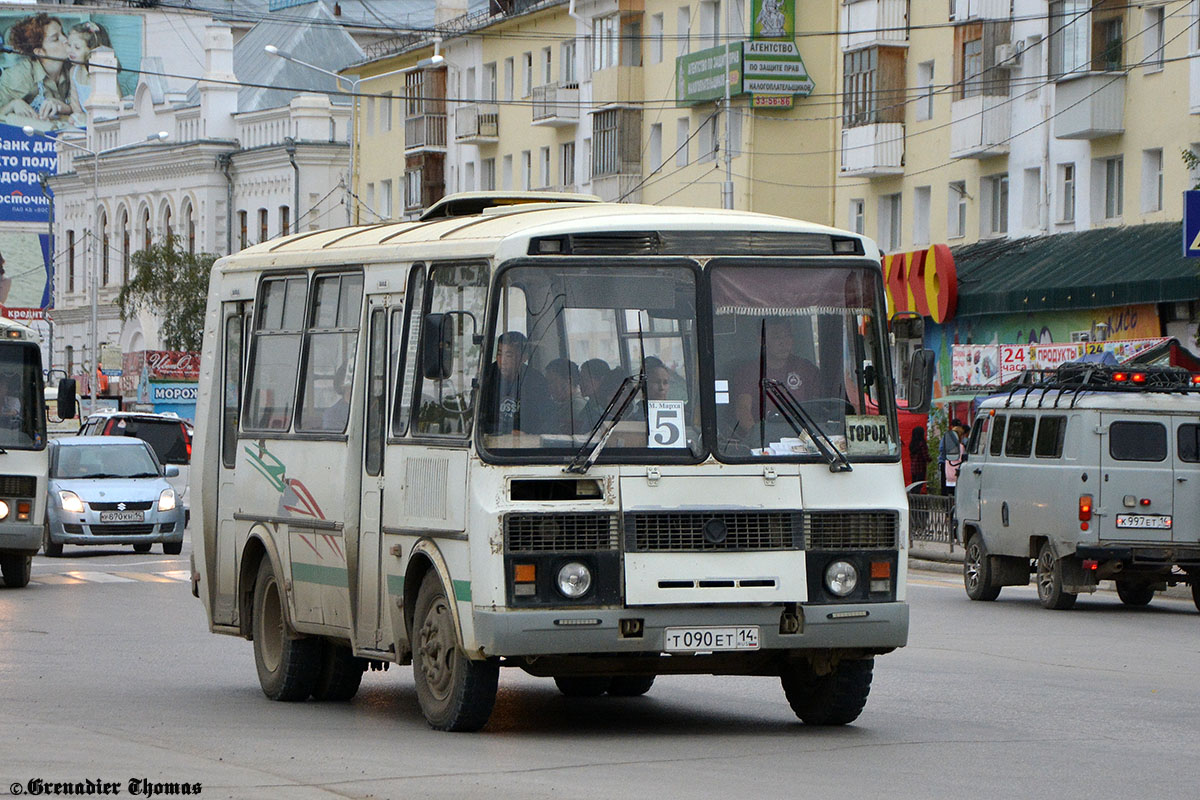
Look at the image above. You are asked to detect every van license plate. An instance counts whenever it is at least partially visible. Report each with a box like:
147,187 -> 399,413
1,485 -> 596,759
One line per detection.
1116,514 -> 1172,529
663,626 -> 759,652
99,510 -> 144,523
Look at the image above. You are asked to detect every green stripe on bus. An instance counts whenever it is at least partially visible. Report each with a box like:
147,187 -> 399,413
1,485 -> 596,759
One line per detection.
453,580 -> 472,602
291,562 -> 348,588
387,574 -> 404,596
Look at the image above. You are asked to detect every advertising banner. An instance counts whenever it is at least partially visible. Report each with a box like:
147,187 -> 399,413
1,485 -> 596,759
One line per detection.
120,349 -> 201,399
676,43 -> 743,106
0,231 -> 51,320
742,40 -> 813,97
0,10 -> 143,222
952,338 -> 1169,387
751,0 -> 794,39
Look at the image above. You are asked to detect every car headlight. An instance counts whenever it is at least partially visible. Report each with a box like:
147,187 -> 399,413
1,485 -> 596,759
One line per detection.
556,562 -> 592,599
157,488 -> 176,512
0,499 -> 8,520
58,490 -> 85,514
824,560 -> 859,597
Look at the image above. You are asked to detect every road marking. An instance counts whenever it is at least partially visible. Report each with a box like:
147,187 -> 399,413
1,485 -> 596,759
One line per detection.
159,570 -> 191,581
62,571 -> 138,583
111,572 -> 177,583
32,574 -> 85,585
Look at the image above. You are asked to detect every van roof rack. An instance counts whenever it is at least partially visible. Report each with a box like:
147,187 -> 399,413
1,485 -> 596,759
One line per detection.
1001,364 -> 1200,409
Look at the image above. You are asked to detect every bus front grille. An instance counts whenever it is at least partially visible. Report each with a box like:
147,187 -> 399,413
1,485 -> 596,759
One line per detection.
803,511 -> 899,550
0,475 -> 37,497
504,513 -> 619,553
625,512 -> 804,552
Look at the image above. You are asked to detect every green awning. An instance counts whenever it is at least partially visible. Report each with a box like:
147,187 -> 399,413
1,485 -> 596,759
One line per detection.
950,222 -> 1199,317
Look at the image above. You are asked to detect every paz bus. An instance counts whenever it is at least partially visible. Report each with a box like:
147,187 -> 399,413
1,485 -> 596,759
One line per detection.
0,317 -> 47,588
191,193 -> 934,731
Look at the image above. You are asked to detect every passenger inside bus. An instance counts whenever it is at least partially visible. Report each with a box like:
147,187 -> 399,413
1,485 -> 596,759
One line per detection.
731,317 -> 820,434
479,331 -> 550,434
543,358 -> 594,434
321,364 -> 353,431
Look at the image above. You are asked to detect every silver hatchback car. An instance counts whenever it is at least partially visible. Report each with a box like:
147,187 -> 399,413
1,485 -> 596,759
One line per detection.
44,437 -> 186,556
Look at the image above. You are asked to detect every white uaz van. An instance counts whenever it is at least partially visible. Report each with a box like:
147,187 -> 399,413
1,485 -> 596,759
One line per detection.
955,365 -> 1200,611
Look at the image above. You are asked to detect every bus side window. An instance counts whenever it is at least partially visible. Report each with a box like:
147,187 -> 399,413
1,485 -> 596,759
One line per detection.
296,272 -> 365,434
244,276 -> 307,432
415,263 -> 488,437
989,414 -> 1006,457
365,309 -> 386,475
221,305 -> 246,468
391,265 -> 425,437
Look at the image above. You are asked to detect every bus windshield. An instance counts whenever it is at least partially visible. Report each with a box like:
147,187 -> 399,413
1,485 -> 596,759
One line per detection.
0,343 -> 46,450
480,262 -> 703,460
710,261 -> 897,462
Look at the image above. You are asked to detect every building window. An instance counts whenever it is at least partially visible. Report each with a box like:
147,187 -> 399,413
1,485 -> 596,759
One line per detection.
65,345 -> 74,376
984,174 -> 1009,235
649,123 -> 663,172
405,169 -> 422,209
917,60 -> 934,121
522,51 -> 533,97
366,96 -> 375,136
380,91 -> 392,132
1142,148 -> 1163,213
464,161 -> 476,192
1144,6 -> 1164,70
259,208 -> 268,242
379,178 -> 392,218
1049,0 -> 1088,77
1095,9 -> 1123,72
913,186 -> 931,246
521,150 -> 532,190
699,0 -> 720,48
962,37 -> 983,98
143,208 -> 152,251
163,206 -> 172,242
481,158 -> 496,191
1105,156 -> 1124,218
502,154 -> 513,190
120,213 -> 130,280
238,210 -> 247,250
649,13 -> 664,64
541,47 -> 552,85
842,47 -> 905,128
484,62 -> 497,101
850,199 -> 864,234
561,142 -> 575,187
539,147 -> 551,188
185,205 -> 195,254
279,205 -> 290,237
677,6 -> 691,58
879,193 -> 902,253
594,15 -> 619,71
621,14 -> 643,67
67,229 -> 75,293
948,181 -> 967,238
697,114 -> 718,163
592,108 -> 640,177
561,39 -> 577,85
1021,167 -> 1041,230
1059,163 -> 1075,222
100,211 -> 109,286
503,57 -> 514,100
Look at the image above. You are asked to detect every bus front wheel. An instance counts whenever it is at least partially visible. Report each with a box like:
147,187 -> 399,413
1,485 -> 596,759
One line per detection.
412,572 -> 498,731
0,553 -> 31,588
252,559 -> 320,701
781,657 -> 874,726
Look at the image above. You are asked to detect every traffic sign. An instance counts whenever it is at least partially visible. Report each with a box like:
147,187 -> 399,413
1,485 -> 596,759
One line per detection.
1184,190 -> 1200,257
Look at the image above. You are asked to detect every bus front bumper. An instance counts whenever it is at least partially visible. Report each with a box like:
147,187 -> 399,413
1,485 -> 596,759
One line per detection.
0,521 -> 42,554
470,601 -> 908,659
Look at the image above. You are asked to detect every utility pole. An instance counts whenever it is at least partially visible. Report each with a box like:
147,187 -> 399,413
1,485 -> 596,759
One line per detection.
721,1 -> 734,210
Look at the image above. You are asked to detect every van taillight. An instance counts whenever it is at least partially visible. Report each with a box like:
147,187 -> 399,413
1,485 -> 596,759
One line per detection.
1079,494 -> 1093,530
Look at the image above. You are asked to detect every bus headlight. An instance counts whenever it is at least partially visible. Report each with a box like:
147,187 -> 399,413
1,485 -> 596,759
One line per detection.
157,488 -> 176,512
824,560 -> 859,597
58,490 -> 85,514
0,499 -> 8,520
556,562 -> 592,599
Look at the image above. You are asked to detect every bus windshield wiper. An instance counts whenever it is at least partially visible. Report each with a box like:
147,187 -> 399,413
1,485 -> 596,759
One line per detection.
564,375 -> 643,474
762,379 -> 852,473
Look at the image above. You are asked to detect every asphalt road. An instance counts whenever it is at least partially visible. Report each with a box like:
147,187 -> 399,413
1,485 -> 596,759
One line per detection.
1,539 -> 1197,799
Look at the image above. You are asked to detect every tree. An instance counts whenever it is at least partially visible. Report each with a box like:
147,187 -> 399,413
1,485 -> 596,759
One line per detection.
116,233 -> 215,353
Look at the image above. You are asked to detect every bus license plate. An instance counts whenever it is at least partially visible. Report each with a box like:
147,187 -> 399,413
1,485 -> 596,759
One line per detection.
663,626 -> 760,653
1116,514 -> 1172,530
99,510 -> 144,523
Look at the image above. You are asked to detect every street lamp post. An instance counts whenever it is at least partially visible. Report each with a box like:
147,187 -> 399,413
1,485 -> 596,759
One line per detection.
25,127 -> 169,415
265,45 -> 441,225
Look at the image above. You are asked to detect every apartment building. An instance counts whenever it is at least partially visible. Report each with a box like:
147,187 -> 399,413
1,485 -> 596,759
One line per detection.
351,0 -> 840,224
832,0 -> 1200,400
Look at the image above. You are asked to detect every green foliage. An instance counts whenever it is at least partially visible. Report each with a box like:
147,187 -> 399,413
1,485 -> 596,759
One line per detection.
116,234 -> 215,352
1183,148 -> 1200,190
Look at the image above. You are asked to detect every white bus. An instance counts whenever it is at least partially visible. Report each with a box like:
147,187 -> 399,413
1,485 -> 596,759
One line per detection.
0,317 -> 48,588
192,193 -> 933,731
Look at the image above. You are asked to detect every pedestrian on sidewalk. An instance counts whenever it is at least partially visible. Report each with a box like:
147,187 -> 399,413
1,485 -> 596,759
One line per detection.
909,425 -> 930,489
939,419 -> 966,497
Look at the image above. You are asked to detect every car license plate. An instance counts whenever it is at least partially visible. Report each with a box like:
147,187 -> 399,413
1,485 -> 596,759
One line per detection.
663,626 -> 759,653
99,510 -> 144,523
1116,514 -> 1172,530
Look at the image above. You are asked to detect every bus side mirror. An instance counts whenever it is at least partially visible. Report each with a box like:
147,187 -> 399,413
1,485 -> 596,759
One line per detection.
905,349 -> 936,414
421,313 -> 454,380
57,378 -> 77,420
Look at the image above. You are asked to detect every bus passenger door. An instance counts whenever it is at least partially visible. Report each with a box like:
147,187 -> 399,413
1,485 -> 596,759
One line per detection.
356,302 -> 392,650
214,303 -> 248,625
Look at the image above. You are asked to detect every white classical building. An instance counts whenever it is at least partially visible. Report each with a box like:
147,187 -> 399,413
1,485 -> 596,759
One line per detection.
43,2 -> 364,408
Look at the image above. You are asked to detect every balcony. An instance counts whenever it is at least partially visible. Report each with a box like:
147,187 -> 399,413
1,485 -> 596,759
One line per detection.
949,94 -> 1011,159
590,66 -> 643,106
454,104 -> 499,144
1053,72 -> 1126,139
405,114 -> 447,152
532,83 -> 580,127
839,123 -> 904,177
591,174 -> 641,203
840,0 -> 907,51
949,0 -> 1011,21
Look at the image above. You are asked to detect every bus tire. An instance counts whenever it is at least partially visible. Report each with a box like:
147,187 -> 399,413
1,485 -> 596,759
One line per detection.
412,572 -> 498,731
964,532 -> 1001,601
1035,542 -> 1077,610
163,541 -> 183,556
553,676 -> 611,697
607,675 -> 656,697
1115,581 -> 1154,607
781,657 -> 874,726
311,640 -> 366,702
0,553 -> 31,588
1192,580 -> 1200,613
252,559 -> 320,701
43,523 -> 62,558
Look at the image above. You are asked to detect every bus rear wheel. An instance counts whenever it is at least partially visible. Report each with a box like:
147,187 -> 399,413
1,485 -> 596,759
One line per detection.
0,553 -> 31,588
252,559 -> 320,701
311,640 -> 366,702
554,676 -> 611,697
781,657 -> 874,726
412,572 -> 498,731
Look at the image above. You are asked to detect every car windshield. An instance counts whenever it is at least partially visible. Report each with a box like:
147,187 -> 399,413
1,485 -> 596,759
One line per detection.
0,343 -> 45,450
54,444 -> 160,479
106,418 -> 189,464
709,262 -> 899,461
479,262 -> 702,461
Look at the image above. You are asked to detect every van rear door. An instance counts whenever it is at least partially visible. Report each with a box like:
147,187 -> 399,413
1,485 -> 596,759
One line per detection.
1170,420 -> 1200,545
1098,416 -> 1174,543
